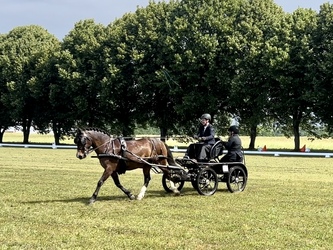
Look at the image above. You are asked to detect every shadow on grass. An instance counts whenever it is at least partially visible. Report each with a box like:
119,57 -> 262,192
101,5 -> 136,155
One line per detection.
21,186 -> 230,205
147,186 -> 230,196
19,189 -> 187,205
21,196 -> 116,205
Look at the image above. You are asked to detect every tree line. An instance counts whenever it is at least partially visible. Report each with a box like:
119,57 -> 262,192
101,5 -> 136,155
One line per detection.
1,0 -> 333,150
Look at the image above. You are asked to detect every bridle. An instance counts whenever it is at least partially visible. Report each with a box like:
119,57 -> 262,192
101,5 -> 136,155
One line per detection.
76,135 -> 111,157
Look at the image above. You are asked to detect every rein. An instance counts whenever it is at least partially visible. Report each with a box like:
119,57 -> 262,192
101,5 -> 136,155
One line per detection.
123,149 -> 151,164
85,137 -> 112,156
122,138 -> 158,164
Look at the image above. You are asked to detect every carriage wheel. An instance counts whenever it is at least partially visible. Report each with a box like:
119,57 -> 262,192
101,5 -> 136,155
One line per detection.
196,167 -> 218,196
226,166 -> 247,193
162,174 -> 185,193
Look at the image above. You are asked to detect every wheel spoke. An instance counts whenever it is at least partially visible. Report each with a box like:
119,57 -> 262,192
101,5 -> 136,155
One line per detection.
227,166 -> 247,193
196,168 -> 218,195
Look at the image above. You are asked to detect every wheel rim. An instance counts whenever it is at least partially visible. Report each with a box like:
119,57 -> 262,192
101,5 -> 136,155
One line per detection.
196,168 -> 218,195
228,167 -> 246,192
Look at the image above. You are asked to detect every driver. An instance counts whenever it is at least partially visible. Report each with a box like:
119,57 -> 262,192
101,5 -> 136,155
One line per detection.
184,113 -> 215,161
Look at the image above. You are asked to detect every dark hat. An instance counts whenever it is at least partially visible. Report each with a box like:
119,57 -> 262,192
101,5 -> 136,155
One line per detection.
228,125 -> 239,134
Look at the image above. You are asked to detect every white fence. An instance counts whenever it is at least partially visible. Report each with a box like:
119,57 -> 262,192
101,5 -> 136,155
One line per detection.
0,143 -> 332,158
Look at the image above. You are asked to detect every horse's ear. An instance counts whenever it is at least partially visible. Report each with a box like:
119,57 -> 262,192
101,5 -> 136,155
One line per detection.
74,128 -> 82,144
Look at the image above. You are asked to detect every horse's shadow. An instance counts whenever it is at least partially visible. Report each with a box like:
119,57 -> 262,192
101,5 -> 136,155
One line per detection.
22,187 -> 229,205
20,189 -> 184,205
22,196 -> 116,205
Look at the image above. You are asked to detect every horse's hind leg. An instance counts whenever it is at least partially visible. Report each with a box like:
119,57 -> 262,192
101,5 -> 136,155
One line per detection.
169,180 -> 181,196
162,168 -> 180,196
137,166 -> 151,200
111,172 -> 136,200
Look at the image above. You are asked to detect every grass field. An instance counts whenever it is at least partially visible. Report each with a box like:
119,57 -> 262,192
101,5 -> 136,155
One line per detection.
3,132 -> 333,151
1,145 -> 333,249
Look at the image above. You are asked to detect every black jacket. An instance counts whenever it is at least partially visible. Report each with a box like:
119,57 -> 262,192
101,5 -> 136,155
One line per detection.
197,124 -> 215,145
222,134 -> 243,161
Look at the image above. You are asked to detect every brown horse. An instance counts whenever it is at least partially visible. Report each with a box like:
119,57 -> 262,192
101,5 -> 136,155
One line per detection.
74,128 -> 180,204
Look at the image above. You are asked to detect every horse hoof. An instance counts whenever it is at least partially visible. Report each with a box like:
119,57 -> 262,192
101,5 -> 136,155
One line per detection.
88,199 -> 96,205
173,191 -> 181,196
129,194 -> 136,200
137,195 -> 144,200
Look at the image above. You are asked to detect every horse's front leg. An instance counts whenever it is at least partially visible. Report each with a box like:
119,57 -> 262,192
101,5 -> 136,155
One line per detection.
110,172 -> 136,200
137,166 -> 151,200
89,169 -> 111,204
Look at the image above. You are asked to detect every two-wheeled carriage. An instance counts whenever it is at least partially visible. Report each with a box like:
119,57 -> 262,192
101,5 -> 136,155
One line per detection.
160,140 -> 248,196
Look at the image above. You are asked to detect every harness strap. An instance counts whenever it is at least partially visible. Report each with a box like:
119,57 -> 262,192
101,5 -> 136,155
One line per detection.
86,137 -> 110,156
149,138 -> 158,158
119,137 -> 127,151
121,139 -> 158,165
98,137 -> 162,165
105,138 -> 113,153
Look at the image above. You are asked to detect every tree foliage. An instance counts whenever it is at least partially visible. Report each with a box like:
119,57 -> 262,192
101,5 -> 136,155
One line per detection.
268,8 -> 318,150
0,25 -> 60,143
312,3 -> 333,134
58,19 -> 108,129
0,1 -> 333,151
227,0 -> 287,149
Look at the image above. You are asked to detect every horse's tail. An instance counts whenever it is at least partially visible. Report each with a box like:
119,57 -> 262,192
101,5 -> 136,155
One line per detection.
149,138 -> 177,166
163,141 -> 177,166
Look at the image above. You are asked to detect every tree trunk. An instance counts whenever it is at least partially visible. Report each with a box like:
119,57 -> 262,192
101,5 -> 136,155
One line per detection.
0,128 -> 5,143
293,111 -> 302,151
248,125 -> 257,150
293,127 -> 300,151
22,119 -> 32,144
160,127 -> 167,142
122,126 -> 134,138
52,122 -> 61,145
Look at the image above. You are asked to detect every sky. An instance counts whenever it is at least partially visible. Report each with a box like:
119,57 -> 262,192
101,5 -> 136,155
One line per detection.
0,0 -> 331,40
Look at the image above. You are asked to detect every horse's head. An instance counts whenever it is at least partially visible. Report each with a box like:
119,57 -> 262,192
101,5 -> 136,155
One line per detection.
74,128 -> 92,159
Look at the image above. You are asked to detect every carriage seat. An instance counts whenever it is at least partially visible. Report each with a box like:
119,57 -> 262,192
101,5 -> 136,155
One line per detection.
209,139 -> 224,161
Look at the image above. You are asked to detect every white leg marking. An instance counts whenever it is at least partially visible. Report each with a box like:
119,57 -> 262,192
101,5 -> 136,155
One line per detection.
137,186 -> 147,200
169,180 -> 180,195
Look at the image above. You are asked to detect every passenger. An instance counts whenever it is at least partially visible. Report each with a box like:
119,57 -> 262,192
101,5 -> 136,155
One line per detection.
220,125 -> 243,162
184,113 -> 215,162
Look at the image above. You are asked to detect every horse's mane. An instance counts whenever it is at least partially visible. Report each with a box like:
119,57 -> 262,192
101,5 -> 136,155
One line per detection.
81,127 -> 112,137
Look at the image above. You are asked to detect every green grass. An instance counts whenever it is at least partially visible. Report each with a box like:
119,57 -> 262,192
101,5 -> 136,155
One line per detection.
3,132 -> 333,152
2,132 -> 72,144
0,147 -> 332,249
